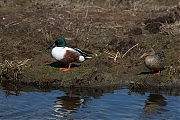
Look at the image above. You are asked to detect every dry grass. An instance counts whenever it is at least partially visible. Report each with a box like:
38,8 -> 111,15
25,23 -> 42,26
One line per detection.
160,21 -> 180,35
0,59 -> 31,80
165,65 -> 180,77
103,43 -> 139,62
103,49 -> 120,62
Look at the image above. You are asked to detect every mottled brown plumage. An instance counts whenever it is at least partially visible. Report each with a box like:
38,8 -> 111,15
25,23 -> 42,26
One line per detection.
140,48 -> 166,74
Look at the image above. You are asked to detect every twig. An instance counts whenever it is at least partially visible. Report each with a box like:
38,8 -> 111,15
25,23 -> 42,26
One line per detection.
104,49 -> 120,62
81,6 -> 105,10
5,21 -> 18,27
122,43 -> 139,58
5,60 -> 12,67
85,8 -> 89,19
95,25 -> 123,29
17,59 -> 31,66
114,51 -> 120,62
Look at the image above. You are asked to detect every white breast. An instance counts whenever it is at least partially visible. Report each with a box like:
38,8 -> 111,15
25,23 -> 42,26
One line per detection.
51,47 -> 66,61
51,47 -> 83,61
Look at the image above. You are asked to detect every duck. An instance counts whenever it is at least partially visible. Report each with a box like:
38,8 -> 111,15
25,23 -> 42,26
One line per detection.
47,38 -> 92,72
140,48 -> 166,74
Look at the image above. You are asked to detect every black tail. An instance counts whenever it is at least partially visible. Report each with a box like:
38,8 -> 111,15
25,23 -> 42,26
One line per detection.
72,47 -> 92,58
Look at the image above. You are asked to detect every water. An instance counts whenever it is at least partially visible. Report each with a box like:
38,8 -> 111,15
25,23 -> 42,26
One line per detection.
0,81 -> 179,120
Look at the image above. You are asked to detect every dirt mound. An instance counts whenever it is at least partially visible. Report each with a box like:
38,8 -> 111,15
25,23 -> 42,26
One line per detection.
144,12 -> 180,34
128,28 -> 142,35
108,38 -> 138,53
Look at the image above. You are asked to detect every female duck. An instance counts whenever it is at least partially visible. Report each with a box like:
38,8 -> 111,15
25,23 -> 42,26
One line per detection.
47,38 -> 92,72
140,48 -> 166,74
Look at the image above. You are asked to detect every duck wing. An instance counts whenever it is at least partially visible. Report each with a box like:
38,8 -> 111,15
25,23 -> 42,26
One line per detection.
72,47 -> 92,57
67,45 -> 92,57
156,51 -> 166,63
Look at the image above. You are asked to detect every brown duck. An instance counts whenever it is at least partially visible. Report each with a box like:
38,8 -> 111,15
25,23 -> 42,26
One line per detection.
140,48 -> 166,74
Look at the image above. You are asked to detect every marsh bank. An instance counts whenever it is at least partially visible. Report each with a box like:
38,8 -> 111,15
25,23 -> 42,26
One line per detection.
0,0 -> 180,88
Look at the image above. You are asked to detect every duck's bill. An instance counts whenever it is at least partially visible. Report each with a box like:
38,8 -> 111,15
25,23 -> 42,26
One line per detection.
46,43 -> 55,50
140,53 -> 147,58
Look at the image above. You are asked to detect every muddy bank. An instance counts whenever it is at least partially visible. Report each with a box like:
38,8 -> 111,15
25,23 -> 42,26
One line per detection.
0,1 -> 180,88
0,78 -> 179,98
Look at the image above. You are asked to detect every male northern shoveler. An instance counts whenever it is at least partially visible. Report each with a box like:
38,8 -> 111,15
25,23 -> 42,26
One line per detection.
140,48 -> 166,74
47,38 -> 92,72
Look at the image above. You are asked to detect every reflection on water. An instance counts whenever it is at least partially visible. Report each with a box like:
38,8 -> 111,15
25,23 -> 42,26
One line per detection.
0,80 -> 179,119
144,94 -> 168,115
0,80 -> 21,96
53,95 -> 86,117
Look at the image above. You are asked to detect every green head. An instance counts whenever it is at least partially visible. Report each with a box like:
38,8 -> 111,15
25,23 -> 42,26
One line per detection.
56,38 -> 67,47
46,38 -> 67,50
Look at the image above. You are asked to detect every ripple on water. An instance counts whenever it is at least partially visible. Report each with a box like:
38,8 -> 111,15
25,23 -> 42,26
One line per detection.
0,87 -> 179,120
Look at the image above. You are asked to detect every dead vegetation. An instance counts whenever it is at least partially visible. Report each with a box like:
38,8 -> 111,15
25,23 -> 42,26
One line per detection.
160,21 -> 180,36
103,43 -> 139,62
164,65 -> 180,77
0,59 -> 31,80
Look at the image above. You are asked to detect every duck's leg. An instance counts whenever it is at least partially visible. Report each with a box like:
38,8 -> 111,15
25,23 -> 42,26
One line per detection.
155,70 -> 160,75
69,91 -> 72,97
60,63 -> 72,72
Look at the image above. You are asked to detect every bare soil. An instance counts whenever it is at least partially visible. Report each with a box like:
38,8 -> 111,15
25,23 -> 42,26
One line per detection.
0,0 -> 180,88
